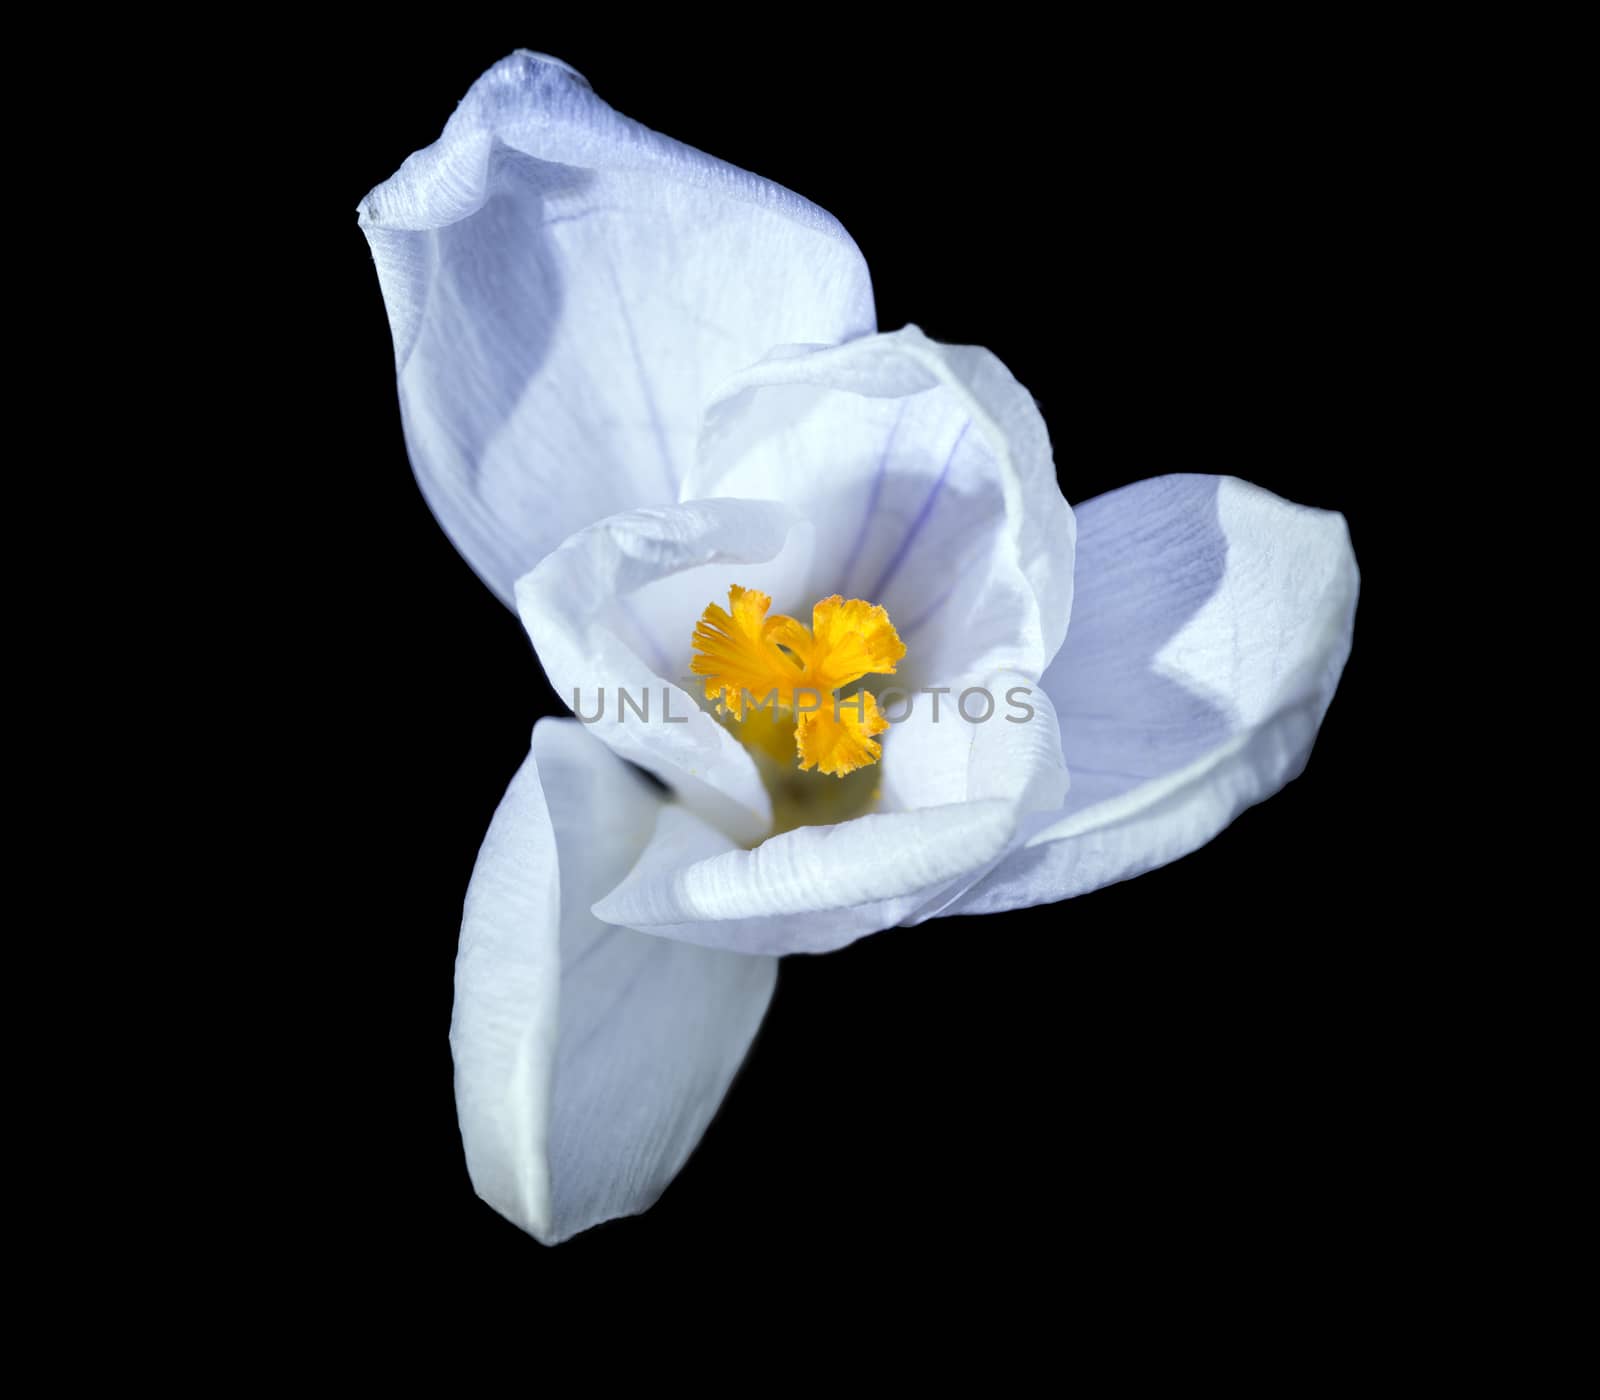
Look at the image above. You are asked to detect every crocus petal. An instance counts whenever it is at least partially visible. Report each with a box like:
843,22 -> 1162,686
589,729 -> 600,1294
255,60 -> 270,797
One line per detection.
359,51 -> 875,603
684,326 -> 1077,687
452,718 -> 776,1243
515,497 -> 816,844
877,665 -> 1069,818
591,796 -> 1019,954
940,475 -> 1358,915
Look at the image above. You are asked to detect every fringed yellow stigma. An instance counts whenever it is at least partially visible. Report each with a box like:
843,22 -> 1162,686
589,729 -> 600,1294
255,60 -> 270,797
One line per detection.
691,586 -> 907,777
796,688 -> 891,777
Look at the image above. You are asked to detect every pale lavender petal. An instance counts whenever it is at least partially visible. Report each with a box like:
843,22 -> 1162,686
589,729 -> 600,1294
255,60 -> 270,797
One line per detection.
452,719 -> 776,1243
940,475 -> 1358,915
360,52 -> 875,603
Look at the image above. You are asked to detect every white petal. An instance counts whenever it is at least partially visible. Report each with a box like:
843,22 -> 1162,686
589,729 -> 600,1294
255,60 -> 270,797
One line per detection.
515,497 -> 815,843
876,666 -> 1068,819
359,51 -> 875,604
452,718 -> 776,1243
942,476 -> 1358,915
685,326 -> 1077,686
592,796 -> 1018,954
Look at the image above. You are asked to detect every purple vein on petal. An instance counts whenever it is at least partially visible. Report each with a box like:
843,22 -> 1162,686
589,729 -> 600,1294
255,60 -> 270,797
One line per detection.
543,205 -> 624,229
604,253 -> 678,498
840,403 -> 905,595
869,417 -> 972,601
900,576 -> 961,637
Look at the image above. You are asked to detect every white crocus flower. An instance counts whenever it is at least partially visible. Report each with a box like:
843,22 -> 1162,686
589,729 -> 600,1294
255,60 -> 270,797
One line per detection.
359,52 -> 1358,1244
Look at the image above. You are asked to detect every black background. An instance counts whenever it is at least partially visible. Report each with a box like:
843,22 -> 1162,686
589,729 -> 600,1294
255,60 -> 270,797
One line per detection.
281,27 -> 1401,1284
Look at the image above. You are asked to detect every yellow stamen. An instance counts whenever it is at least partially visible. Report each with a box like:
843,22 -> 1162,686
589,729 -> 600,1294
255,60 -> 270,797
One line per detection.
691,586 -> 906,778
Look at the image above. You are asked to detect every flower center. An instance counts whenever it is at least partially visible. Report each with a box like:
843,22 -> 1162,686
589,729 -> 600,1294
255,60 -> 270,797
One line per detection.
691,585 -> 907,780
